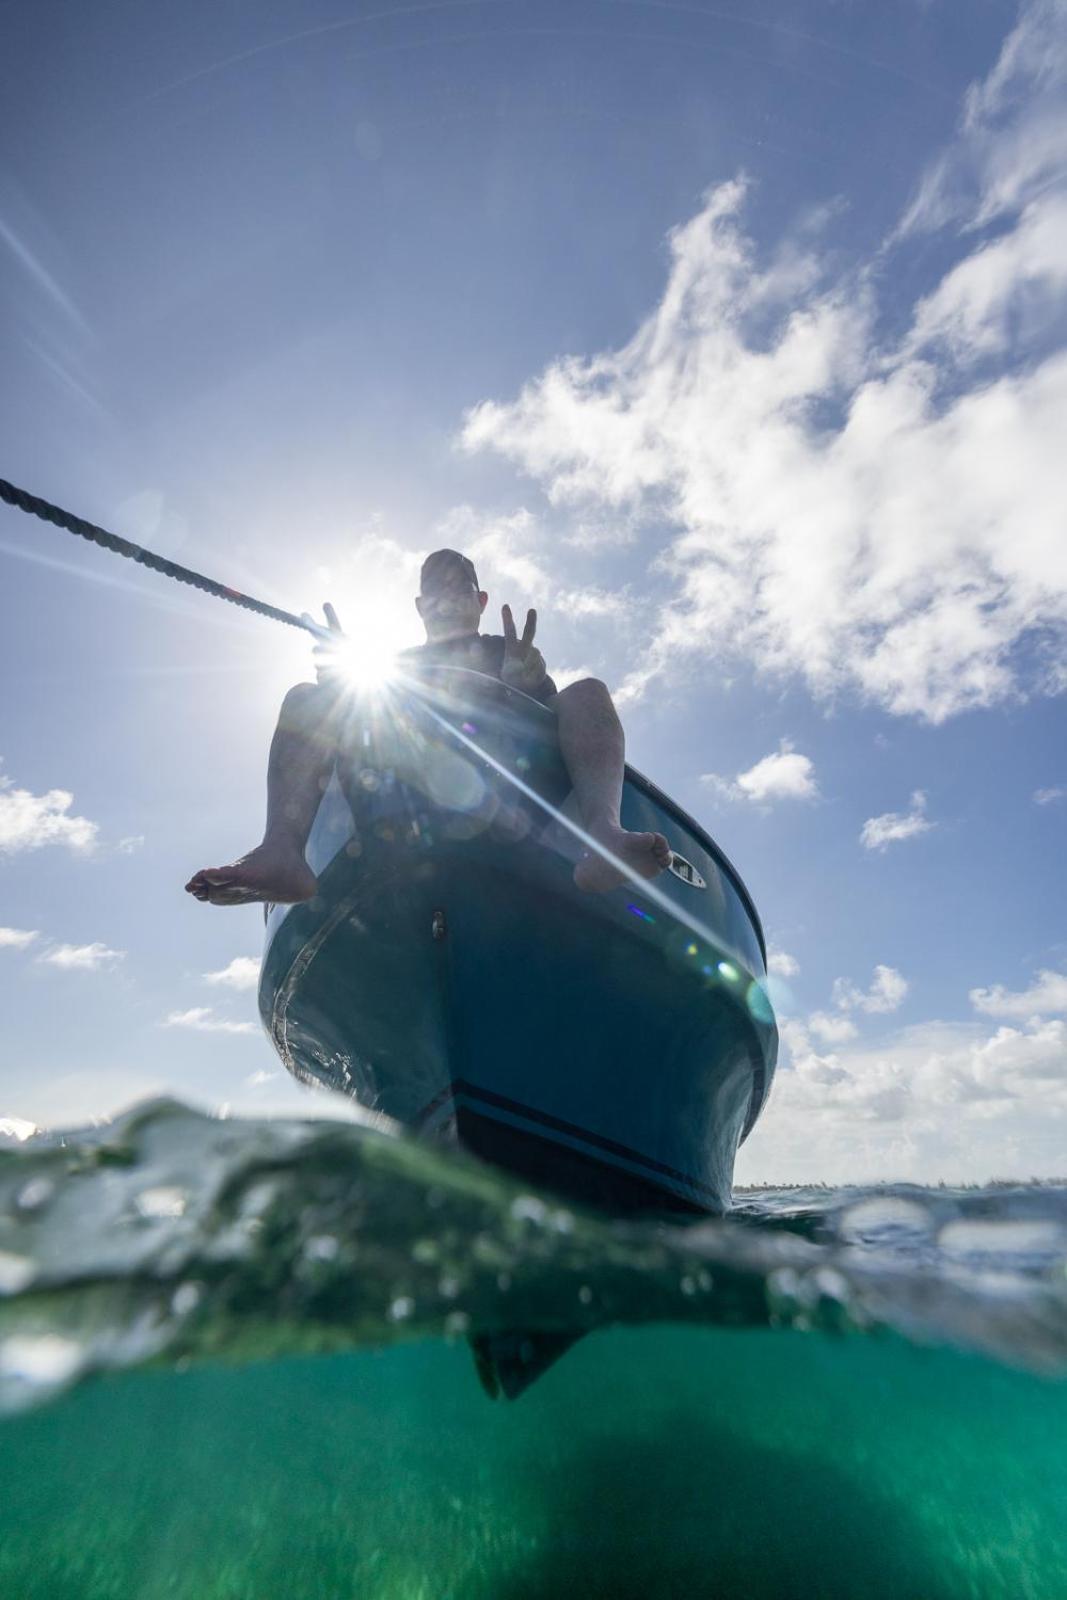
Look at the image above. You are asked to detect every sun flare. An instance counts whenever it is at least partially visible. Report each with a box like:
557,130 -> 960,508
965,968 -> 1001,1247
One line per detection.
310,582 -> 420,694
325,635 -> 399,692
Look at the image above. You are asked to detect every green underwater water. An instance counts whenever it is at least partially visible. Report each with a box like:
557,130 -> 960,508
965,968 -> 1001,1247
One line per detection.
2,1323 -> 1066,1600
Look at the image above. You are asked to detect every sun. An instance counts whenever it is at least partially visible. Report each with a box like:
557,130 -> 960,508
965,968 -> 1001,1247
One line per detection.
323,634 -> 399,692
305,571 -> 421,695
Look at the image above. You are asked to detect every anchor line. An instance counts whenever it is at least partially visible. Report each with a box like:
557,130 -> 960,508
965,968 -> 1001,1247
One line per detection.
0,477 -> 315,636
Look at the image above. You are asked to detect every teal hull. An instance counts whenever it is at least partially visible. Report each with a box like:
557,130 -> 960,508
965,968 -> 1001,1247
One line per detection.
259,669 -> 777,1217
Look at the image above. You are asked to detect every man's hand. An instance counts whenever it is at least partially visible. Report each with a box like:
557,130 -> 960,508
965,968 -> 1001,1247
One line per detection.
301,602 -> 347,691
501,604 -> 547,693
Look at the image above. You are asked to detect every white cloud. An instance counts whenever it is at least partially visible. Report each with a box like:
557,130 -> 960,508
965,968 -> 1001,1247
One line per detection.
1034,786 -> 1065,805
0,764 -> 98,856
860,791 -> 934,851
834,964 -> 909,1015
808,1010 -> 859,1045
203,957 -> 262,991
458,5 -> 1067,723
970,967 -> 1067,1019
163,1007 -> 256,1036
0,1116 -> 37,1143
767,945 -> 800,979
897,0 -> 1067,238
439,506 -> 550,596
904,194 -> 1067,364
551,664 -> 597,691
735,1014 -> 1067,1185
244,1069 -> 278,1086
703,740 -> 817,804
0,927 -> 37,951
433,503 -> 631,629
39,942 -> 124,972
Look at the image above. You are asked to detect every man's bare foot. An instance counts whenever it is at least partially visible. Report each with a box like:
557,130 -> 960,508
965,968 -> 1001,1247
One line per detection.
184,843 -> 318,907
572,822 -> 672,894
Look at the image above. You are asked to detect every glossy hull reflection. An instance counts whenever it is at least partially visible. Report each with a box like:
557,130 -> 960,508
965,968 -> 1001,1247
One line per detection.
259,668 -> 777,1218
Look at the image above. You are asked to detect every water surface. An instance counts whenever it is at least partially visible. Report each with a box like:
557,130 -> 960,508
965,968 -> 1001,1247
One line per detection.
2,1100 -> 1065,1598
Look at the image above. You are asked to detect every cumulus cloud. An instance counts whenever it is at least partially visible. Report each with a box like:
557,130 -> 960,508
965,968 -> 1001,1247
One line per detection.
808,1010 -> 859,1045
163,1007 -> 257,1036
702,740 -> 818,804
0,927 -> 37,951
970,967 -> 1067,1018
203,957 -> 261,991
795,964 -> 907,1049
834,964 -> 909,1014
0,1116 -> 37,1143
39,942 -> 124,972
735,1014 -> 1067,1185
767,945 -> 800,979
860,791 -> 934,851
458,3 -> 1067,723
0,764 -> 98,856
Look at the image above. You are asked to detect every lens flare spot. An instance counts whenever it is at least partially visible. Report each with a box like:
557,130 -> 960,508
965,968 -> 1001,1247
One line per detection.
746,980 -> 775,1024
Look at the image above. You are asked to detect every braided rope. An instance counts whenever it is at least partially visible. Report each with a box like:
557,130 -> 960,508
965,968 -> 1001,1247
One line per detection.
0,478 -> 314,634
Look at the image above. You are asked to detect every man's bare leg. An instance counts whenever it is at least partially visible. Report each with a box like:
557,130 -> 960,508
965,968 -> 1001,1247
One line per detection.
551,678 -> 671,894
185,683 -> 339,906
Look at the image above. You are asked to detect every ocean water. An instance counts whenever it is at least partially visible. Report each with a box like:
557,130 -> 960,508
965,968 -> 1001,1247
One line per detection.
2,1100 -> 1066,1599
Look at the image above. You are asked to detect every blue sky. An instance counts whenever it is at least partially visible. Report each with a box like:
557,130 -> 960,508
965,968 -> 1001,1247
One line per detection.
1,0 -> 1064,1181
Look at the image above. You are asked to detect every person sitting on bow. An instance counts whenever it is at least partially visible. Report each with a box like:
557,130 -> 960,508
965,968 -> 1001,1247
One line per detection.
185,548 -> 670,905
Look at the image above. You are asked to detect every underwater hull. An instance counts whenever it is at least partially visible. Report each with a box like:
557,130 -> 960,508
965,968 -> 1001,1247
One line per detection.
260,669 -> 777,1217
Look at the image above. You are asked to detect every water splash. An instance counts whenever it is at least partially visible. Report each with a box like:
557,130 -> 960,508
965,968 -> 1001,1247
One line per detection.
1,1098 -> 1066,1414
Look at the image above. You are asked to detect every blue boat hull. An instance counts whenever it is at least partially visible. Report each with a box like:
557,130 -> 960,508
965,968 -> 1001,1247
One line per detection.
259,669 -> 777,1217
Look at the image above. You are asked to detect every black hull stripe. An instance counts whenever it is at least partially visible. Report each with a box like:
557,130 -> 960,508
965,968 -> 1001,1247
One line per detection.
415,1077 -> 726,1206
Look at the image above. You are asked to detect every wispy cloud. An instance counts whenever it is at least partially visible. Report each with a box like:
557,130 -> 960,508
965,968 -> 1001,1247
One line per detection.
0,928 -> 38,951
1034,786 -> 1065,806
0,763 -> 99,856
896,0 -> 1067,239
203,957 -> 261,991
702,741 -> 818,804
163,1007 -> 256,1036
39,942 -> 124,972
970,968 -> 1067,1019
860,791 -> 934,852
459,2 -> 1067,723
0,214 -> 89,331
